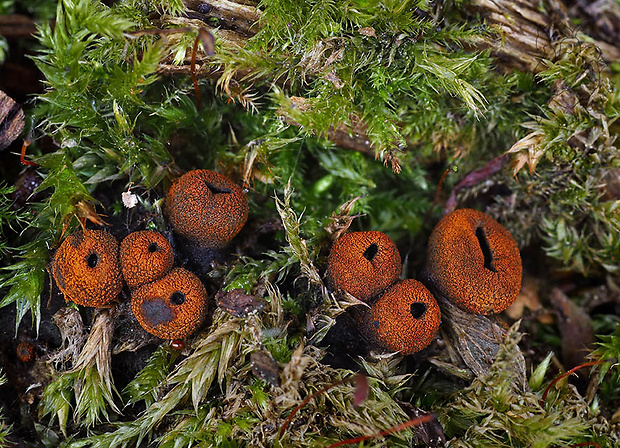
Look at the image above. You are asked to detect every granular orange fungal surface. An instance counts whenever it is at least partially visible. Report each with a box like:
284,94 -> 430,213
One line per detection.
425,208 -> 522,314
121,231 -> 174,288
327,231 -> 401,301
16,342 -> 35,363
363,279 -> 440,355
131,268 -> 207,340
51,229 -> 122,308
165,170 -> 248,249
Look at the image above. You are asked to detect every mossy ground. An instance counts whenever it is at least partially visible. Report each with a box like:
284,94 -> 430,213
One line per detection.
0,0 -> 619,447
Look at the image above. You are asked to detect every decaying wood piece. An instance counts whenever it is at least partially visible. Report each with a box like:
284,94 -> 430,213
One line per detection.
183,0 -> 261,37
0,14 -> 38,38
468,0 -> 620,72
436,295 -> 527,385
0,89 -> 25,150
155,1 -> 620,159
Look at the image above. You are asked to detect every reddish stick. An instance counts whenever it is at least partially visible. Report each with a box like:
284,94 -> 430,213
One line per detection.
20,140 -> 38,166
280,374 -> 365,438
540,360 -> 604,405
280,378 -> 346,437
190,36 -> 201,112
424,166 -> 453,223
325,414 -> 433,448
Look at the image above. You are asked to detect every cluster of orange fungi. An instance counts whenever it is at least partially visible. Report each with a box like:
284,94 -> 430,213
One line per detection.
327,208 -> 522,355
51,170 -> 248,340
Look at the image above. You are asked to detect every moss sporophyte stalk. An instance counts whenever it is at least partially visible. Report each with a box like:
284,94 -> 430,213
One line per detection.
1,0 -> 619,446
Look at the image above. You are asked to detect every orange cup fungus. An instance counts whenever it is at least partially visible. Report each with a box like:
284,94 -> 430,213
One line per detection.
361,279 -> 440,355
327,231 -> 401,301
120,230 -> 174,288
16,341 -> 35,363
52,229 -> 122,308
425,208 -> 522,315
131,268 -> 207,340
165,170 -> 248,249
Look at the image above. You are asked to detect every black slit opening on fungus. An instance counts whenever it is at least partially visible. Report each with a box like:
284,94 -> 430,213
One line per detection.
148,242 -> 159,253
475,226 -> 497,273
363,242 -> 379,261
410,302 -> 427,319
87,252 -> 99,268
203,181 -> 231,195
170,291 -> 186,305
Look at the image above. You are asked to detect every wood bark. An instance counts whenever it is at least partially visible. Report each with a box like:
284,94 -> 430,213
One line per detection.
153,0 -> 620,157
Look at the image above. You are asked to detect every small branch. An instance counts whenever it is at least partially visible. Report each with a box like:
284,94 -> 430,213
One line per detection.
468,0 -> 620,72
325,414 -> 433,448
279,374 -> 365,438
183,0 -> 261,37
540,359 -> 604,406
0,14 -> 38,38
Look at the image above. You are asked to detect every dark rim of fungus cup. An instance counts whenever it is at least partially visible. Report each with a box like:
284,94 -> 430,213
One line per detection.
424,208 -> 522,315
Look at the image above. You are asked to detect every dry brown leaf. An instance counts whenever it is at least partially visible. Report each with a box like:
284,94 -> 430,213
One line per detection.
439,296 -> 526,383
216,288 -> 266,317
251,350 -> 280,387
505,275 -> 542,319
550,288 -> 595,369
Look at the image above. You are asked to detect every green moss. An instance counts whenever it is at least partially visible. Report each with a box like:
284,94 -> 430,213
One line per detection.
490,39 -> 620,275
1,0 -> 619,446
442,326 -> 600,448
0,369 -> 11,444
122,344 -> 180,409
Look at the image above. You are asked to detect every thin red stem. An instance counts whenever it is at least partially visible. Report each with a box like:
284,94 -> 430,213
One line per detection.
190,35 -> 201,111
20,140 -> 38,166
280,375 -> 368,438
540,360 -> 604,405
431,167 -> 452,212
423,166 -> 453,227
325,414 -> 433,448
279,377 -> 347,437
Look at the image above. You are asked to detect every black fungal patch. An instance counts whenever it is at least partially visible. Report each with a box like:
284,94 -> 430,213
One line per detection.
141,299 -> 174,327
363,243 -> 378,261
475,226 -> 496,273
87,252 -> 99,268
169,291 -> 186,306
204,181 -> 231,195
410,302 -> 427,319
